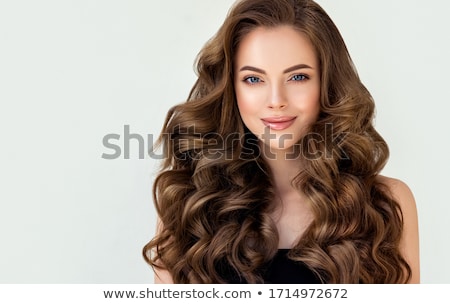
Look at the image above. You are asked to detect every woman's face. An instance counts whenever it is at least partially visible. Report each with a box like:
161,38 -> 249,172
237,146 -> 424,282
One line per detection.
234,25 -> 320,155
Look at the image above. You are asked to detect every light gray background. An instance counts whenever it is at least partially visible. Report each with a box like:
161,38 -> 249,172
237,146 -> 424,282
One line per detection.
0,0 -> 448,283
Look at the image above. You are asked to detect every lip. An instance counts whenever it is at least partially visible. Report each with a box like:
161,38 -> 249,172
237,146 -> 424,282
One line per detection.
261,116 -> 297,130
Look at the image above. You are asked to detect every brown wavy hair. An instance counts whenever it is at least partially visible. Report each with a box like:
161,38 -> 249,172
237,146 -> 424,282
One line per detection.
143,0 -> 411,283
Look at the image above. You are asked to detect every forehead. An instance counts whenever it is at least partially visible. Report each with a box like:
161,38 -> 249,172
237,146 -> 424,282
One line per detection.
234,25 -> 318,70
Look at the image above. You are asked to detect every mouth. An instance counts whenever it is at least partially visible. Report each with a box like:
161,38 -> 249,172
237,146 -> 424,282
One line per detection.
261,116 -> 297,131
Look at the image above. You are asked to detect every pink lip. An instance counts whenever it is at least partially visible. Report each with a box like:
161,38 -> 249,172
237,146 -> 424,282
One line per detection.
261,116 -> 297,130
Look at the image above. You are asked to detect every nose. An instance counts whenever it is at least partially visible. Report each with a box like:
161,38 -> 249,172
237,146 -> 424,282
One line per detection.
268,82 -> 287,109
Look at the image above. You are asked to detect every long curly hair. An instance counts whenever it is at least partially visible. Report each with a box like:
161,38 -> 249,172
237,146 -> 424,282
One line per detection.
143,0 -> 411,283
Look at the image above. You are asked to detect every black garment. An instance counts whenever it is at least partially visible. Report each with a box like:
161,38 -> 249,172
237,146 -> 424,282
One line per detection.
262,249 -> 322,284
218,249 -> 322,283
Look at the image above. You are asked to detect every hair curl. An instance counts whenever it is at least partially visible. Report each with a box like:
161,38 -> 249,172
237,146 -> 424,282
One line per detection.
143,0 -> 411,283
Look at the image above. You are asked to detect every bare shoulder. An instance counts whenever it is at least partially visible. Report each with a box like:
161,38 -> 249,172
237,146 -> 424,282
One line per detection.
154,267 -> 174,284
376,175 -> 420,283
376,175 -> 416,208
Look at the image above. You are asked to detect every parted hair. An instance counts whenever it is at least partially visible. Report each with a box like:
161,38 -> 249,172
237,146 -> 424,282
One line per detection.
143,0 -> 411,283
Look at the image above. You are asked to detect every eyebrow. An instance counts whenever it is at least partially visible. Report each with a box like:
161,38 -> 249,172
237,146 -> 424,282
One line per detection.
238,63 -> 313,74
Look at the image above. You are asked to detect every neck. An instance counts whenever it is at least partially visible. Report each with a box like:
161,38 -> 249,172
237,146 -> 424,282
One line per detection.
260,144 -> 303,195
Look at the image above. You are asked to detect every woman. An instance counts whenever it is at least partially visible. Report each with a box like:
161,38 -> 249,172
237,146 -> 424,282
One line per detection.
143,0 -> 420,283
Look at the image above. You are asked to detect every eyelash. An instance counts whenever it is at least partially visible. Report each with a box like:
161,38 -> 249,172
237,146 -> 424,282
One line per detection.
242,74 -> 309,85
243,76 -> 262,85
290,74 -> 309,81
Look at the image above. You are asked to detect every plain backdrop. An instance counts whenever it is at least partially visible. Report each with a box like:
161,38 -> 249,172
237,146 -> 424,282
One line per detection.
0,0 -> 449,283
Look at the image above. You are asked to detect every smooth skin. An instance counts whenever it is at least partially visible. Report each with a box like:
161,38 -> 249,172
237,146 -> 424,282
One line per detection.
154,25 -> 420,283
234,25 -> 320,250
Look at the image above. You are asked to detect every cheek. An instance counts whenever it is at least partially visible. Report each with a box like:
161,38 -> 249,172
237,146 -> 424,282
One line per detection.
235,87 -> 260,118
237,99 -> 253,118
307,93 -> 321,121
299,87 -> 321,121
288,87 -> 320,117
312,90 -> 321,119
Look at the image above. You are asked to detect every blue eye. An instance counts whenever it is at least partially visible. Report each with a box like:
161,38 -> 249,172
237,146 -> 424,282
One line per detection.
244,76 -> 261,84
291,74 -> 308,81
